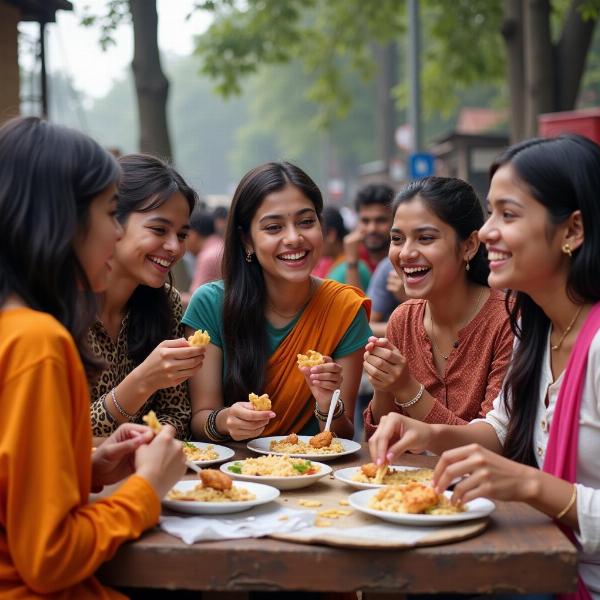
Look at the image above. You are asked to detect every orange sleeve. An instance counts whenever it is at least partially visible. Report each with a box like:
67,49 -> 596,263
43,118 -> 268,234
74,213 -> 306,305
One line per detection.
3,354 -> 160,595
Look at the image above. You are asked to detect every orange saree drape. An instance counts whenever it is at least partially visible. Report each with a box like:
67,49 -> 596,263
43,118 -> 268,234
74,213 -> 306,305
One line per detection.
262,279 -> 371,436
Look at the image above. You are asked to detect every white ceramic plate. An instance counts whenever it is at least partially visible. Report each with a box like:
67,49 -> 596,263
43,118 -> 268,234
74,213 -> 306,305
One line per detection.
183,442 -> 235,468
334,465 -> 434,490
162,480 -> 280,515
348,489 -> 495,526
220,460 -> 332,490
247,436 -> 361,461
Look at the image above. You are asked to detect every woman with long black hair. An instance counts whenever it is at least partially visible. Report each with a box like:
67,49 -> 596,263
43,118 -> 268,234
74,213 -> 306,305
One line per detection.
369,135 -> 600,600
89,154 -> 205,439
363,177 -> 513,436
0,117 -> 185,598
183,162 -> 371,441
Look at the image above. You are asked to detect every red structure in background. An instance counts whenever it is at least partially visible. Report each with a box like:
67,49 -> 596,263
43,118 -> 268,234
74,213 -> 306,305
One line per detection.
539,108 -> 600,145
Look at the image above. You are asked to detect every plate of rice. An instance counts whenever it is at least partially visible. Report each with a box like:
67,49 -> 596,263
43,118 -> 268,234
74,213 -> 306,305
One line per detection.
220,455 -> 332,490
247,434 -> 360,461
348,483 -> 495,526
182,441 -> 235,468
334,464 -> 434,489
162,480 -> 280,515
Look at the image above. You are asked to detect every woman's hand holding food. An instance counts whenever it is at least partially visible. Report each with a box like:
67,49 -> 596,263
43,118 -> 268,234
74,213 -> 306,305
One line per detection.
133,338 -> 206,394
363,336 -> 418,399
91,423 -> 154,491
369,412 -> 435,465
299,356 -> 343,412
219,402 -> 276,441
433,443 -> 539,505
134,427 -> 186,499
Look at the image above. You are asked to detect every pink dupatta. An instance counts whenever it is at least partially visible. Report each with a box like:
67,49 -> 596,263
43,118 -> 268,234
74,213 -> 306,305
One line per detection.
543,303 -> 600,600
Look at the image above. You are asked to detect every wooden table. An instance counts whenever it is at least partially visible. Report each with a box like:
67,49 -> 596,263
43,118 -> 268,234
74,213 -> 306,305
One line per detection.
98,443 -> 577,595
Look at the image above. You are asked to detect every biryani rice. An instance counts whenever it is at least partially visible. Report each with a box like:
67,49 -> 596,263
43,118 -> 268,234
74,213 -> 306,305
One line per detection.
228,454 -> 319,477
166,483 -> 256,503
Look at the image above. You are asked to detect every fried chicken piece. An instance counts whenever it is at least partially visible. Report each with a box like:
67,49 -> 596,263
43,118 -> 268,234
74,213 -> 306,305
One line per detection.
285,433 -> 299,445
310,430 -> 333,448
199,469 -> 233,491
360,463 -> 379,478
248,392 -> 271,411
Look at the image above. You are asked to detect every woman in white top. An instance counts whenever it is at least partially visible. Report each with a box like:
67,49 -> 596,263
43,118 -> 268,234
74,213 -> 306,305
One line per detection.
369,134 -> 600,600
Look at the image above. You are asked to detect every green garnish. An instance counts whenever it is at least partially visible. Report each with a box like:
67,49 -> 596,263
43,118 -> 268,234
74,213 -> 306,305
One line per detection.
292,460 -> 312,474
228,462 -> 242,474
183,441 -> 196,449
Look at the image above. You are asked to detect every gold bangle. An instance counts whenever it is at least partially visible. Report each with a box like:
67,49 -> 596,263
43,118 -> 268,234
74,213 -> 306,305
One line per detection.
555,484 -> 577,520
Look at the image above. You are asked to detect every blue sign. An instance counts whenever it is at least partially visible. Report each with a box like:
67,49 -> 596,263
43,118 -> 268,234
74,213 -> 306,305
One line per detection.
408,153 -> 435,179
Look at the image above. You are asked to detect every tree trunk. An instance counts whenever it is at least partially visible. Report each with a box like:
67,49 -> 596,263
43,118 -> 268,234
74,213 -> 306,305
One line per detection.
523,0 -> 554,137
129,0 -> 172,160
373,42 -> 399,167
555,0 -> 598,110
502,0 -> 526,142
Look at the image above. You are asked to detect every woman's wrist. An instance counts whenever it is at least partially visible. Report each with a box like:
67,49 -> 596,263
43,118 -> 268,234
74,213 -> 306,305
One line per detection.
130,365 -> 152,398
520,465 -> 543,504
393,378 -> 422,405
215,407 -> 230,436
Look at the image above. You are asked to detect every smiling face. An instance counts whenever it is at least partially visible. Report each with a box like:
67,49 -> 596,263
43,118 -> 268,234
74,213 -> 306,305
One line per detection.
357,204 -> 393,252
112,191 -> 191,288
389,196 -> 476,301
73,183 -> 122,292
246,184 -> 322,286
479,164 -> 569,296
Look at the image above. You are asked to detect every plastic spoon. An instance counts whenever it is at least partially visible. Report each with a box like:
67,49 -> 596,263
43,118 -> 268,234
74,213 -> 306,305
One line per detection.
324,388 -> 341,432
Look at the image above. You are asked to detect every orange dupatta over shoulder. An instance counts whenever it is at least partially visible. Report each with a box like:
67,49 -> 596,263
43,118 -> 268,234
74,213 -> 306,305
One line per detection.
262,279 -> 371,436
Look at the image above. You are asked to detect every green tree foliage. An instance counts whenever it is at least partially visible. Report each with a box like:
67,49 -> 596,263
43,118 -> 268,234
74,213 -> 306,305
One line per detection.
194,0 -> 598,125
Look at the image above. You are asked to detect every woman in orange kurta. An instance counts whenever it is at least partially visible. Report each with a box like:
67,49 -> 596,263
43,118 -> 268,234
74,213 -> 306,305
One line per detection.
0,117 -> 186,598
184,162 -> 372,441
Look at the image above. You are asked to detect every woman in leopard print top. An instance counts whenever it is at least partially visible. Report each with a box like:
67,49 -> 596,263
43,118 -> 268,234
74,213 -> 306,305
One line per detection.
89,154 -> 205,439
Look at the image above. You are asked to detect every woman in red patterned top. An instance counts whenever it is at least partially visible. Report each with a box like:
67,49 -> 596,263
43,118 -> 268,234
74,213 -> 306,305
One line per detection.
363,176 -> 513,438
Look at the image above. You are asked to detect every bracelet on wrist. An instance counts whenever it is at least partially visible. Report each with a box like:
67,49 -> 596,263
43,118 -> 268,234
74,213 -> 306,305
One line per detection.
111,387 -> 135,420
346,261 -> 358,269
555,484 -> 577,520
314,397 -> 345,422
204,408 -> 231,442
394,383 -> 425,409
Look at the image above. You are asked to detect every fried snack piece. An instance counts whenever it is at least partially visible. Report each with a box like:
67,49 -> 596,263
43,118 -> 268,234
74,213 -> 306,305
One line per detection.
249,392 -> 271,411
310,430 -> 333,448
373,482 -> 439,514
142,410 -> 162,434
188,329 -> 211,347
284,433 -> 298,445
360,463 -> 379,478
199,469 -> 233,491
297,350 -> 325,368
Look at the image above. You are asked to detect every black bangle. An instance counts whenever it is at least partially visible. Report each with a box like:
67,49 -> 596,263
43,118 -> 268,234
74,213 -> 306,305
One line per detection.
204,408 -> 231,442
346,262 -> 358,269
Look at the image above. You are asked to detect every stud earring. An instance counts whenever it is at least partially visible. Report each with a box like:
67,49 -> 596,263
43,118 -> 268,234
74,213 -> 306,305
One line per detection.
562,243 -> 573,258
245,250 -> 253,263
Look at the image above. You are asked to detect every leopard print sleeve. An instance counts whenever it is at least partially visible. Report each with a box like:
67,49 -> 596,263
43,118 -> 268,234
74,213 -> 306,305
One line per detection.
148,288 -> 191,439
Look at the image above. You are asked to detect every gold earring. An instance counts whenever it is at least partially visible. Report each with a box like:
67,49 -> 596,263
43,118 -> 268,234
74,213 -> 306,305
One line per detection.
465,258 -> 470,272
245,250 -> 253,263
562,243 -> 573,258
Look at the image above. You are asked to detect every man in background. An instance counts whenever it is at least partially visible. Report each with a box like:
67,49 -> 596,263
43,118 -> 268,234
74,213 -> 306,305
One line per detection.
181,209 -> 224,306
328,183 -> 394,290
